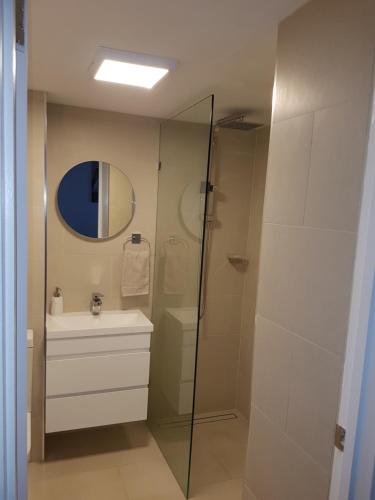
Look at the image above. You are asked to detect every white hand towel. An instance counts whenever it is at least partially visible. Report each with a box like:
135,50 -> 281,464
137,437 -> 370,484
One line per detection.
121,246 -> 150,297
163,242 -> 187,295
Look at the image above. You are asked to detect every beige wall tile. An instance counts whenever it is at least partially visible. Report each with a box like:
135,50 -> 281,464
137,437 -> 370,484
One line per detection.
286,335 -> 342,471
263,113 -> 313,225
196,128 -> 257,414
47,104 -> 159,316
195,335 -> 240,414
273,0 -> 375,122
257,224 -> 356,354
206,251 -> 247,297
28,90 -> 47,462
251,316 -> 342,472
190,438 -> 231,492
304,98 -> 371,231
245,0 -> 375,497
252,316 -> 292,428
245,407 -> 330,500
198,125 -> 268,417
202,293 -> 242,337
235,335 -> 253,419
243,484 -> 258,500
236,126 -> 270,418
240,293 -> 256,337
59,253 -> 112,311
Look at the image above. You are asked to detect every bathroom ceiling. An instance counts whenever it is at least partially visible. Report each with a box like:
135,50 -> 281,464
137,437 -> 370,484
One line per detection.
28,0 -> 308,123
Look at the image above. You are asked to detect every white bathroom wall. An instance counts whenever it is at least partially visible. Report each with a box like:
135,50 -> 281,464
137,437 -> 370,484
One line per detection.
243,0 -> 375,498
27,90 -> 47,461
46,104 -> 159,317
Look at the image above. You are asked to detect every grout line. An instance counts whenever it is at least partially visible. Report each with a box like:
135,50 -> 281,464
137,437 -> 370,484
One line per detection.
263,221 -> 356,235
272,92 -> 373,126
256,314 -> 343,360
301,112 -> 315,225
252,403 -> 331,478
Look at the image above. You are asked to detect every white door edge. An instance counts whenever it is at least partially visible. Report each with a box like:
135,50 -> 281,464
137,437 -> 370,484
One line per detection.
329,74 -> 375,500
0,0 -> 28,498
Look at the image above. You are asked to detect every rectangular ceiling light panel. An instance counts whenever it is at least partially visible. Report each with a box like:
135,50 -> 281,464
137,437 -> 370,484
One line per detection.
91,48 -> 177,89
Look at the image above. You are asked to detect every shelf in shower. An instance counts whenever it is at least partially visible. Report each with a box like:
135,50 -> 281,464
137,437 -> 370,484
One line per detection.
227,254 -> 248,265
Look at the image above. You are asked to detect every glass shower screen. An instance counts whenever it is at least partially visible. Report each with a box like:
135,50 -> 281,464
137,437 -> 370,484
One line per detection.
148,95 -> 214,497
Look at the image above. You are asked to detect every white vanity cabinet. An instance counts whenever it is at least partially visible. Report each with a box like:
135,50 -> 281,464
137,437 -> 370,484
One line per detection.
45,310 -> 153,433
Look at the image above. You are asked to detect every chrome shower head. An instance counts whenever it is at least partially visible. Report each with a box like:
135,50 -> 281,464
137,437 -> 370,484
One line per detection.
215,112 -> 263,131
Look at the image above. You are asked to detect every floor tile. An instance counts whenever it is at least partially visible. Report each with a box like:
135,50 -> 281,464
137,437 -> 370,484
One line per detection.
192,479 -> 243,500
29,467 -> 129,500
28,419 -> 248,500
119,460 -> 185,500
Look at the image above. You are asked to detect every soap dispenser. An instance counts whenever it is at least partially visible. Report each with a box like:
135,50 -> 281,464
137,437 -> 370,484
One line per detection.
50,287 -> 63,315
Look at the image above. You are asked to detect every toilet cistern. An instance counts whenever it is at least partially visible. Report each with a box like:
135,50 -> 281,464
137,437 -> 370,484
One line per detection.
90,292 -> 104,315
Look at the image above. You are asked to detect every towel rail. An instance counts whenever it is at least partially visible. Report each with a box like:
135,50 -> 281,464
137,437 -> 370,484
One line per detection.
164,234 -> 188,249
123,233 -> 151,250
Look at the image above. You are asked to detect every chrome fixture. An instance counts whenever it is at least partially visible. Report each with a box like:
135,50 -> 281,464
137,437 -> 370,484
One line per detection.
90,292 -> 104,315
215,112 -> 263,131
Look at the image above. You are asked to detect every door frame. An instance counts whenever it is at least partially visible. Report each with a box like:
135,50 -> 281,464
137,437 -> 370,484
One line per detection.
329,77 -> 375,499
0,0 -> 28,498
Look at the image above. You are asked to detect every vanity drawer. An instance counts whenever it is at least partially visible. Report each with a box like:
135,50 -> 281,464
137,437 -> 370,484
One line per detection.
46,351 -> 150,396
46,387 -> 148,433
47,333 -> 151,357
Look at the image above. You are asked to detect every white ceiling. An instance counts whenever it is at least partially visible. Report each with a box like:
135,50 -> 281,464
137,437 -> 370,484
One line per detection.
29,0 -> 308,123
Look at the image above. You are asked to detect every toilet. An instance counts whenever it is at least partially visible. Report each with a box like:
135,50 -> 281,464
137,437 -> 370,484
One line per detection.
27,329 -> 33,459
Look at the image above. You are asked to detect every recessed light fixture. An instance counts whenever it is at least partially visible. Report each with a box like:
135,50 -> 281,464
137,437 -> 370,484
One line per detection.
90,47 -> 178,89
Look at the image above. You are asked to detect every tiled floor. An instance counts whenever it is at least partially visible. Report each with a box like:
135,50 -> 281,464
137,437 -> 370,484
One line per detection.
190,413 -> 248,499
28,415 -> 248,500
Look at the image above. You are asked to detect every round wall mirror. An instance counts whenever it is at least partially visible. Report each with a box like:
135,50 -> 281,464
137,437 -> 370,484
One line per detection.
57,161 -> 135,240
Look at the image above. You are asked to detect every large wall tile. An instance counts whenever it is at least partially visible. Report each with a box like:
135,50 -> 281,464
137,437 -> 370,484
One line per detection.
257,224 -> 356,354
246,407 -> 330,500
243,484 -> 258,500
28,91 -> 47,461
236,335 -> 253,419
251,317 -> 342,472
60,253 -> 112,312
304,98 -> 370,231
236,127 -> 270,418
245,0 -> 375,497
273,0 -> 375,122
196,127 -> 258,413
195,335 -> 240,414
47,104 -> 159,314
202,293 -> 242,337
252,316 -> 292,428
263,113 -> 313,225
286,335 -> 342,472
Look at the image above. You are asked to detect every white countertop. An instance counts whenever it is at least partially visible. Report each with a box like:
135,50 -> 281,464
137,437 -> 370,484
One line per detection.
46,309 -> 153,339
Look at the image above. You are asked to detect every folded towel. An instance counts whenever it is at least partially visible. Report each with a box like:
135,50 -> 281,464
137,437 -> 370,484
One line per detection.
163,241 -> 187,295
121,245 -> 150,297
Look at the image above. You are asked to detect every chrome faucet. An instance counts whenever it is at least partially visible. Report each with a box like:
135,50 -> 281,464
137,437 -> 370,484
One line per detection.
90,293 -> 104,315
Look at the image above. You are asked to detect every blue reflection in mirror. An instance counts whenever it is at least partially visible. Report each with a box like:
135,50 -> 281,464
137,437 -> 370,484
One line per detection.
57,161 -> 99,238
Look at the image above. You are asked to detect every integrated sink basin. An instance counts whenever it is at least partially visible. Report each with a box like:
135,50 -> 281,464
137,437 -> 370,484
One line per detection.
46,309 -> 153,339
